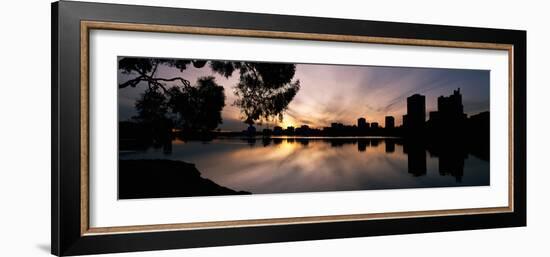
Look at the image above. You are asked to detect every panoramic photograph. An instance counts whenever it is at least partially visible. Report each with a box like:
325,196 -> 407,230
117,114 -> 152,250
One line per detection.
117,56 -> 490,199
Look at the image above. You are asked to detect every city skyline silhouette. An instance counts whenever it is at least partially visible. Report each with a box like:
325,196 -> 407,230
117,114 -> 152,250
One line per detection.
118,57 -> 490,131
218,87 -> 488,140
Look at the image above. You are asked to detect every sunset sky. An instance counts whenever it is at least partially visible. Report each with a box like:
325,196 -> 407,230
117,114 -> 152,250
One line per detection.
118,59 -> 490,131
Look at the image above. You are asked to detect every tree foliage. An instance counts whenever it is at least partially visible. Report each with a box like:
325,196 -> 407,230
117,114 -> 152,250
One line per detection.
209,61 -> 300,125
119,57 -> 225,134
167,76 -> 225,132
132,88 -> 173,147
119,57 -> 300,133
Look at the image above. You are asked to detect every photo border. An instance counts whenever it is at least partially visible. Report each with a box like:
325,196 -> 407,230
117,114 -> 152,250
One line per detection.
81,20 -> 514,235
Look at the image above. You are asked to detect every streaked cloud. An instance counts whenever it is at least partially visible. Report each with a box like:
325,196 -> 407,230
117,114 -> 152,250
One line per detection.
118,61 -> 489,131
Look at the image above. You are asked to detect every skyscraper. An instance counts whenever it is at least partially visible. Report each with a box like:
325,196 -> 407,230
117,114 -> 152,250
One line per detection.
405,94 -> 426,131
437,88 -> 464,119
385,116 -> 395,129
357,117 -> 368,129
428,88 -> 466,133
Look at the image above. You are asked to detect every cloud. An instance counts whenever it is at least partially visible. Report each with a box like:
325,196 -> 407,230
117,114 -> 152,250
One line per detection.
118,60 -> 490,130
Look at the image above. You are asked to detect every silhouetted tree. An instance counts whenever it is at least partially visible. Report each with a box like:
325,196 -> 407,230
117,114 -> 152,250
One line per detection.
167,76 -> 225,133
134,88 -> 169,123
210,61 -> 300,125
119,58 -> 202,90
119,58 -> 225,135
132,88 -> 172,148
119,57 -> 300,131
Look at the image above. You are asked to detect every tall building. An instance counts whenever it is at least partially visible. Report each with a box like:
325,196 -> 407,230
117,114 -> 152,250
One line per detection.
385,116 -> 395,129
437,88 -> 464,119
371,122 -> 379,129
405,94 -> 426,130
428,88 -> 466,132
357,118 -> 368,129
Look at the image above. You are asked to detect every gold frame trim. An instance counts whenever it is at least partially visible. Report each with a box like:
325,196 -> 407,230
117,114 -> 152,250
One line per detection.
80,20 -> 514,236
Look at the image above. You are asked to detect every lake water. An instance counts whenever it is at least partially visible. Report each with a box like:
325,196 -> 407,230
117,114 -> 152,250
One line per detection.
119,137 -> 489,194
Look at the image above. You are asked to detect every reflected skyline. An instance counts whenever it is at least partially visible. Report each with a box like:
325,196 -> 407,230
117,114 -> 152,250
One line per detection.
120,137 -> 488,195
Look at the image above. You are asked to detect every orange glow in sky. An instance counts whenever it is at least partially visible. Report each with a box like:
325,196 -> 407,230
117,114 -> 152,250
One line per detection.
118,60 -> 490,131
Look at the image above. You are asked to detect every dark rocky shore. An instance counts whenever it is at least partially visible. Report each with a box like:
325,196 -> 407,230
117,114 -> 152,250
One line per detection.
119,159 -> 250,199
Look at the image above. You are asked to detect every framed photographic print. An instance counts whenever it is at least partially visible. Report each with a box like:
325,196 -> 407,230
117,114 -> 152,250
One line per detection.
51,1 -> 526,256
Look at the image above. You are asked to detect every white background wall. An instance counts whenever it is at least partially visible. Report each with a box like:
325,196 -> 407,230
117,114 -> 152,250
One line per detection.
0,0 -> 548,256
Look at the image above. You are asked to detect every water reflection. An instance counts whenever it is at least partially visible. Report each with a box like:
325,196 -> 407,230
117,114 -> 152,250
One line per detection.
120,137 -> 489,195
403,142 -> 427,177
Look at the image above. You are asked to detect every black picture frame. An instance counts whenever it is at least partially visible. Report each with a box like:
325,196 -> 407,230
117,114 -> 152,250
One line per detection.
51,1 -> 526,256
